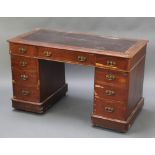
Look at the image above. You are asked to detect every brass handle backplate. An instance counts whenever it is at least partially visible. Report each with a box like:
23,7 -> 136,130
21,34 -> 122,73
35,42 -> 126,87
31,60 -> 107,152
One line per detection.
106,60 -> 116,67
77,56 -> 87,62
20,74 -> 28,80
105,90 -> 115,96
21,90 -> 30,96
19,47 -> 27,54
43,51 -> 52,57
105,74 -> 115,80
19,61 -> 27,67
105,106 -> 114,113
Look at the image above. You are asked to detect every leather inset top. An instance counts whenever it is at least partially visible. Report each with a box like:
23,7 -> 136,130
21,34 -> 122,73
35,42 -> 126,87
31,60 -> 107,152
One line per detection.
22,29 -> 137,52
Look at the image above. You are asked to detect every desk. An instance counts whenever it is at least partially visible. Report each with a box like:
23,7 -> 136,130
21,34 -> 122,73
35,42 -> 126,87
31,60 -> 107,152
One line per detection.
8,29 -> 148,132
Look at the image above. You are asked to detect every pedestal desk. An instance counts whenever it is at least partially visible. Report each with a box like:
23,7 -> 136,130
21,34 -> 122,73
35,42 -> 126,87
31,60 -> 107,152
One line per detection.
8,29 -> 148,132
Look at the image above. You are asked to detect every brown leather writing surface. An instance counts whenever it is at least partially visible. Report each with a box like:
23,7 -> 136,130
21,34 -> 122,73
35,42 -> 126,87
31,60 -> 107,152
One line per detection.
21,29 -> 137,52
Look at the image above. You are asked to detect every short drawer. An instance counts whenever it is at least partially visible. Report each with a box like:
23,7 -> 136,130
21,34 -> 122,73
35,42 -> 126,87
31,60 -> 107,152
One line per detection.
11,55 -> 38,71
93,98 -> 127,120
95,55 -> 129,71
13,85 -> 40,102
94,84 -> 128,102
37,47 -> 95,66
10,43 -> 37,56
95,68 -> 129,88
12,69 -> 38,86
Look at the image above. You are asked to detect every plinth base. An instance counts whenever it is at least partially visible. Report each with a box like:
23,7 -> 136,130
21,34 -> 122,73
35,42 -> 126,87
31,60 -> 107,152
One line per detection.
91,97 -> 144,132
12,84 -> 68,114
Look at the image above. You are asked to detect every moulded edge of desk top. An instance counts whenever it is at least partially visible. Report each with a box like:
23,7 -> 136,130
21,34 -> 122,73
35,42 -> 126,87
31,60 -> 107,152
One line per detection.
7,28 -> 148,59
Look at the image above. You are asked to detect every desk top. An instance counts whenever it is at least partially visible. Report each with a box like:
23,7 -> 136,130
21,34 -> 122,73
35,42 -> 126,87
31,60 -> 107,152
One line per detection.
8,29 -> 148,58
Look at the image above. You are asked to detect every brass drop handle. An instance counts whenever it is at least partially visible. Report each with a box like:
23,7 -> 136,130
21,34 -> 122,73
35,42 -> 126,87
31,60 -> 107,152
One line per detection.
77,56 -> 87,62
19,47 -> 27,54
105,106 -> 114,113
20,74 -> 28,80
21,90 -> 30,96
105,90 -> 115,96
105,74 -> 115,80
19,61 -> 27,67
43,51 -> 52,57
106,60 -> 116,67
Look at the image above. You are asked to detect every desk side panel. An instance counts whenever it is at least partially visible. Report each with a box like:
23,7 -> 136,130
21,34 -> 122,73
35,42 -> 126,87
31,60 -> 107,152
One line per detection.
127,55 -> 146,116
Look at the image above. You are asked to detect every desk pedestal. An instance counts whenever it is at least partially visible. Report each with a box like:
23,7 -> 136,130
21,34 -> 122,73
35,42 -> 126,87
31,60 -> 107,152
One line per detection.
11,57 -> 68,113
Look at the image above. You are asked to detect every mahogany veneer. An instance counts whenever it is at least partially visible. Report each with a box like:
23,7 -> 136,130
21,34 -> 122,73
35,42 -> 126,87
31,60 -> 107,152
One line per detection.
8,29 -> 148,132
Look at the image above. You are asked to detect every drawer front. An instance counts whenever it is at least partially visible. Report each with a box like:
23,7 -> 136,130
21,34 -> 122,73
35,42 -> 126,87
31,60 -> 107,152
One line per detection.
11,55 -> 38,71
13,85 -> 40,102
10,43 -> 37,56
37,47 -> 55,58
96,55 -> 129,71
94,84 -> 128,102
94,98 -> 127,120
37,47 -> 95,66
12,69 -> 38,86
95,68 -> 129,88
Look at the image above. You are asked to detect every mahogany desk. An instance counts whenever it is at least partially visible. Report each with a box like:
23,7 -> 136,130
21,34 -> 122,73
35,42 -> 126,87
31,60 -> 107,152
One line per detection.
8,29 -> 148,132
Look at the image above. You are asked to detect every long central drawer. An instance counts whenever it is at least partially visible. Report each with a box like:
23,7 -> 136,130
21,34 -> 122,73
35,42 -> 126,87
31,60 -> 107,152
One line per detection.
37,47 -> 95,66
